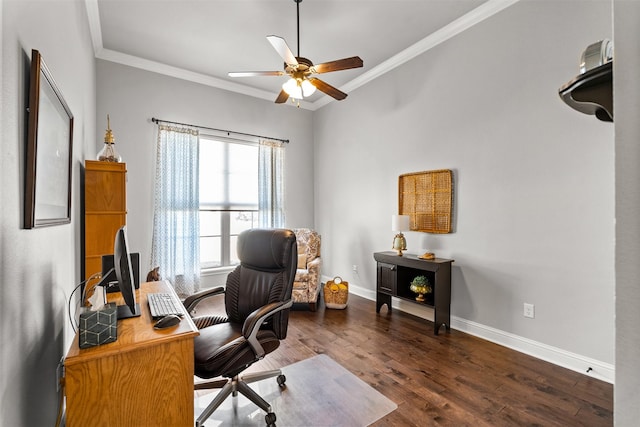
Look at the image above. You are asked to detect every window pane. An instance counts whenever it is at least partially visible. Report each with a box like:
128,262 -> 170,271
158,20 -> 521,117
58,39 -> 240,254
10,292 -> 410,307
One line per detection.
228,144 -> 258,208
230,211 -> 257,234
199,138 -> 258,210
199,137 -> 259,269
200,236 -> 221,268
229,235 -> 240,266
200,211 -> 221,237
199,139 -> 225,206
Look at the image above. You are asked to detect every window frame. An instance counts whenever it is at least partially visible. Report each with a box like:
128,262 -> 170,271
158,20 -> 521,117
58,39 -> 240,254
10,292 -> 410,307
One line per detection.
198,134 -> 259,271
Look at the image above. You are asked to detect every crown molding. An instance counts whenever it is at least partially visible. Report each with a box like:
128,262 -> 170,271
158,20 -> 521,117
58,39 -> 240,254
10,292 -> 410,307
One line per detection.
85,0 -> 519,111
312,0 -> 521,110
85,0 -> 103,55
96,47 -> 315,107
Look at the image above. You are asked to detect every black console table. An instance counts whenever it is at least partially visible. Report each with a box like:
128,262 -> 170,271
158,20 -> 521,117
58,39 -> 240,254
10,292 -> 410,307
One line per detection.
374,252 -> 454,335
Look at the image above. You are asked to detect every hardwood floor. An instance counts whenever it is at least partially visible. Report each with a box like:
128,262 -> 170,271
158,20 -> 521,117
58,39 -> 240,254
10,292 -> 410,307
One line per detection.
196,293 -> 613,426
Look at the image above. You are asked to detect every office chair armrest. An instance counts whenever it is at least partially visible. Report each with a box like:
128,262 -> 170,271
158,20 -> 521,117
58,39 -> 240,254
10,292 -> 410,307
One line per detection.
182,286 -> 225,314
243,299 -> 294,358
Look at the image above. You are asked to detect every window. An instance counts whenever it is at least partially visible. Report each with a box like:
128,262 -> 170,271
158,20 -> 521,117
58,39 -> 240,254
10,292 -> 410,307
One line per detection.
199,136 -> 259,269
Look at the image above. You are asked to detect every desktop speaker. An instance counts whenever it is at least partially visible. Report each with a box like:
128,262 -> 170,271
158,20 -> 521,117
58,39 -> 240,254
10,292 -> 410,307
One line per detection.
102,252 -> 140,293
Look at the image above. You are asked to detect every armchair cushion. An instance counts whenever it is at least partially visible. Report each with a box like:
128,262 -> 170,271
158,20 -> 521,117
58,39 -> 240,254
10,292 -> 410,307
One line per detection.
297,254 -> 307,269
294,269 -> 310,282
292,228 -> 322,310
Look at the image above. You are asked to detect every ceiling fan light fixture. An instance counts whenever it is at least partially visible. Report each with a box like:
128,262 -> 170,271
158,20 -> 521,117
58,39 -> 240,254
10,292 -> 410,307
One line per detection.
282,78 -> 302,99
301,79 -> 316,97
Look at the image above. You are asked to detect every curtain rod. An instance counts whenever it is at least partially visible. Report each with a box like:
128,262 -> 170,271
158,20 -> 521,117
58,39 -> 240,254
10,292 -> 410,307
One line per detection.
151,117 -> 289,144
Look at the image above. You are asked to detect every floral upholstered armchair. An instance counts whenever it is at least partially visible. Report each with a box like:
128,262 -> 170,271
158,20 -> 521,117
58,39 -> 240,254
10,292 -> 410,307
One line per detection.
292,228 -> 322,311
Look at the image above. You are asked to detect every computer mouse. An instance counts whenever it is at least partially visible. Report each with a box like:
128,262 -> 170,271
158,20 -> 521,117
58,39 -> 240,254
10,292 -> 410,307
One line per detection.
153,314 -> 181,329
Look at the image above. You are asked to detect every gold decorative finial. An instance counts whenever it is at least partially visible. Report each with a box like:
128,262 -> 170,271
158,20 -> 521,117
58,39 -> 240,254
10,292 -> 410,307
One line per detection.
104,114 -> 114,144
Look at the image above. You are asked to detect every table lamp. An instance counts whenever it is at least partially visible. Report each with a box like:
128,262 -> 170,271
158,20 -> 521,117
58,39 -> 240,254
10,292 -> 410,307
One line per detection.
391,215 -> 410,256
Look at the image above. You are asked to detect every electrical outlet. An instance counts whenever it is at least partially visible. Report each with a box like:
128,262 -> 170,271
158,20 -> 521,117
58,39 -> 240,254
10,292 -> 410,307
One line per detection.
524,303 -> 535,319
352,264 -> 358,272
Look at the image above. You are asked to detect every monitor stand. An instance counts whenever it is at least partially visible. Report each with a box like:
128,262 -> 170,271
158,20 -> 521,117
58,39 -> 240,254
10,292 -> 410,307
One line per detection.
117,303 -> 141,319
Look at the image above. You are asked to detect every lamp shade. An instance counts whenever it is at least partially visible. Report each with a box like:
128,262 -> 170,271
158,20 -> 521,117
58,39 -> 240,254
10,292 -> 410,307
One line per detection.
301,79 -> 316,96
282,78 -> 302,99
391,215 -> 410,231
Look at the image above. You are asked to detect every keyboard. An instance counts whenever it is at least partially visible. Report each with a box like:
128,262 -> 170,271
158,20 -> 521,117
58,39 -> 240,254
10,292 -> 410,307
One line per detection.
148,292 -> 184,318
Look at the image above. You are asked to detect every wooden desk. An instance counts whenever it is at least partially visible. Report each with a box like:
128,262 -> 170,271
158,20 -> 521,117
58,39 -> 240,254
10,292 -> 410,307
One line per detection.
64,281 -> 199,426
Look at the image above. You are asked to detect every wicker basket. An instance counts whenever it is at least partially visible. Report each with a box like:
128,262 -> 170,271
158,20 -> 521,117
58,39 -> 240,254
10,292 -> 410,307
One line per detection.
323,277 -> 349,309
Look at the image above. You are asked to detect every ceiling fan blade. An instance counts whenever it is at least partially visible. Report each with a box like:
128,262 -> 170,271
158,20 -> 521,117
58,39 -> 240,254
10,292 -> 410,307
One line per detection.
308,78 -> 348,100
267,35 -> 298,66
311,56 -> 364,74
275,89 -> 289,104
228,71 -> 285,77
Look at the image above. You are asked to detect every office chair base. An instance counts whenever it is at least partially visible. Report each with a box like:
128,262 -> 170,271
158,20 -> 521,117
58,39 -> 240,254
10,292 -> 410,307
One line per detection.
243,369 -> 286,385
195,369 -> 286,427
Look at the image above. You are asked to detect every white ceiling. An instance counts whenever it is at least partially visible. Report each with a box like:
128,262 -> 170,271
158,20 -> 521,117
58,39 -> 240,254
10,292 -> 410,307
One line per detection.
87,0 -> 519,110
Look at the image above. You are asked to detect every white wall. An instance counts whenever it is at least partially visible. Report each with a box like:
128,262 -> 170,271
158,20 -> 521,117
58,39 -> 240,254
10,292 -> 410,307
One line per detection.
96,60 -> 315,281
314,0 -> 615,377
1,1 -> 96,426
613,0 -> 640,423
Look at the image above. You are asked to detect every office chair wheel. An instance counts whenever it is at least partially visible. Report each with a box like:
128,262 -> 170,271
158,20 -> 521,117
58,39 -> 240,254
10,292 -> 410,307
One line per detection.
277,374 -> 286,387
265,412 -> 276,426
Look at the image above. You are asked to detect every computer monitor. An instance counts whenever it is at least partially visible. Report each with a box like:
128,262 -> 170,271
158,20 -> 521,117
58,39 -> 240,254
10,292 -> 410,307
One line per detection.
114,226 -> 141,319
102,252 -> 140,292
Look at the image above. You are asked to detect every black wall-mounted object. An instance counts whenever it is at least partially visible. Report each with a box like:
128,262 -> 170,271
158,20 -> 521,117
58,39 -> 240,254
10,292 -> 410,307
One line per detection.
558,61 -> 613,122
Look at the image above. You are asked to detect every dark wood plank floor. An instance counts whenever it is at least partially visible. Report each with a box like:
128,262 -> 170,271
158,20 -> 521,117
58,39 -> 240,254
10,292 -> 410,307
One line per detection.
196,294 -> 613,426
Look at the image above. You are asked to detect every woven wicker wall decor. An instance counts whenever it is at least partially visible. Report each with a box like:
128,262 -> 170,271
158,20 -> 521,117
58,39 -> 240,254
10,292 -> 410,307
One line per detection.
399,169 -> 453,233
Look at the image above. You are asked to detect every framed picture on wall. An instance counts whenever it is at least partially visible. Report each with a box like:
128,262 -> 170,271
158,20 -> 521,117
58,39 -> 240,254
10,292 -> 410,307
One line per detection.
399,169 -> 453,234
24,49 -> 74,229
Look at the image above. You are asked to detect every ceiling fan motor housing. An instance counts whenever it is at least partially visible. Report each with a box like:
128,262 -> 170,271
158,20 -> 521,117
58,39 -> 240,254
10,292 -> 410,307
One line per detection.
286,57 -> 313,78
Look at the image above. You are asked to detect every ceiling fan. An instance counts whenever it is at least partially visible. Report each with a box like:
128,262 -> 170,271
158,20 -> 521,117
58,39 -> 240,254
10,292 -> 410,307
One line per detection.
228,0 -> 363,104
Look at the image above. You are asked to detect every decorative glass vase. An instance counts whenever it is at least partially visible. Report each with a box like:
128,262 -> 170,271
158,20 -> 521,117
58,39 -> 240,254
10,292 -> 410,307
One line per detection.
97,114 -> 122,162
97,142 -> 121,163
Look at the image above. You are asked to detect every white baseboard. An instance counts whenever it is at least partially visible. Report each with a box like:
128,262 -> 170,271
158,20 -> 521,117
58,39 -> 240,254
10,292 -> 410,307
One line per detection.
341,281 -> 614,384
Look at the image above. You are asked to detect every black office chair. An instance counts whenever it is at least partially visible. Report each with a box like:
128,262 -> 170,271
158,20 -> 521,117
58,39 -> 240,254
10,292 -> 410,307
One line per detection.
183,228 -> 297,427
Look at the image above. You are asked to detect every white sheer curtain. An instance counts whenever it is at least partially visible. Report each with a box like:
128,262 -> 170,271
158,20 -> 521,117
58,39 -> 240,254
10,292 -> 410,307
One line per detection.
150,124 -> 201,297
258,139 -> 285,228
